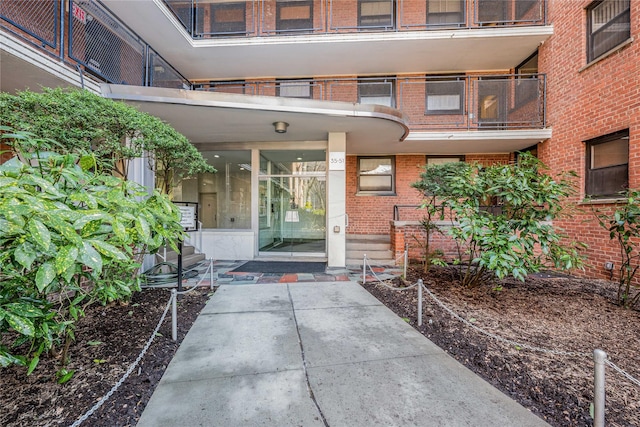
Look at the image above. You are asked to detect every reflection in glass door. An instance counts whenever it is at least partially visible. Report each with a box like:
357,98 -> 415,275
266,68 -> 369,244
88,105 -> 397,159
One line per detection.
258,150 -> 326,255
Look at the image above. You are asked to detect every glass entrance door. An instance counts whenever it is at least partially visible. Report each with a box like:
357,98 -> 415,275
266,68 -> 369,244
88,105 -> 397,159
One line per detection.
258,150 -> 326,255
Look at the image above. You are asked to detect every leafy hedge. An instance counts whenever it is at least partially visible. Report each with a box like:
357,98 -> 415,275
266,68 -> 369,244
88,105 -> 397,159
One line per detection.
0,88 -> 214,193
0,130 -> 185,378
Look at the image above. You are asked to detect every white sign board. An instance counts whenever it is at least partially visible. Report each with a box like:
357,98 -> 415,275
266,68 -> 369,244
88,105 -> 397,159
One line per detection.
329,151 -> 346,170
178,206 -> 196,230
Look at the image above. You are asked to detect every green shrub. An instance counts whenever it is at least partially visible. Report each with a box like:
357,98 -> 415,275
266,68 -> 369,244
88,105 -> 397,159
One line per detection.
0,88 -> 214,193
413,154 -> 585,287
594,190 -> 640,308
0,130 -> 184,376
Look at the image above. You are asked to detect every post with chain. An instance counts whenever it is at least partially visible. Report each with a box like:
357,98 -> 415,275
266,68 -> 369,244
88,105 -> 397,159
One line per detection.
593,349 -> 607,427
362,254 -> 367,284
417,279 -> 423,327
404,242 -> 408,279
171,289 -> 178,341
210,258 -> 214,289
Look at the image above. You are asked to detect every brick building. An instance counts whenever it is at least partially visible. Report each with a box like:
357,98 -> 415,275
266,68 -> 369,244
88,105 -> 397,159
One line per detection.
1,0 -> 635,277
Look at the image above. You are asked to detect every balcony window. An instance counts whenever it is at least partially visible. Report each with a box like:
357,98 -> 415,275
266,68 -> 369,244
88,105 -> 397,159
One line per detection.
358,156 -> 395,194
476,77 -> 507,127
358,78 -> 395,107
515,51 -> 538,105
427,0 -> 464,27
358,0 -> 395,29
277,80 -> 313,98
425,76 -> 465,115
276,0 -> 313,33
586,130 -> 629,198
211,2 -> 246,35
587,0 -> 630,62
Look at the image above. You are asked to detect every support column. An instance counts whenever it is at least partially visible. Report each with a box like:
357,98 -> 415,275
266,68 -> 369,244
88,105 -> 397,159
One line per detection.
327,132 -> 346,268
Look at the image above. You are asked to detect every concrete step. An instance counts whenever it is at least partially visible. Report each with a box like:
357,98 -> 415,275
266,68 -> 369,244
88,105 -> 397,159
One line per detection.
346,234 -> 394,265
156,245 -> 204,268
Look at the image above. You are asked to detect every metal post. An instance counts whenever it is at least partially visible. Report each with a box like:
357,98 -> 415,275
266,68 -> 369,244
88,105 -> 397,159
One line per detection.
417,279 -> 423,327
362,254 -> 367,284
209,258 -> 214,289
404,242 -> 408,278
177,240 -> 183,293
171,289 -> 178,341
593,349 -> 607,427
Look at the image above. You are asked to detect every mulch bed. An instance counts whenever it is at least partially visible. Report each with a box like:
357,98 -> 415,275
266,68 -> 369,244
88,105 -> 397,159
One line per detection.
2,267 -> 639,427
0,287 -> 211,427
362,266 -> 640,427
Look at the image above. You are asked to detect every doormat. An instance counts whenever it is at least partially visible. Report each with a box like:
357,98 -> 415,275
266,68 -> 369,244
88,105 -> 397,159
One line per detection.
230,261 -> 326,274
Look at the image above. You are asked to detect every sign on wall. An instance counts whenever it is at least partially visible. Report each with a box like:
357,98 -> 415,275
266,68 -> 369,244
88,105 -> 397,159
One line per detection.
178,205 -> 197,231
329,151 -> 346,171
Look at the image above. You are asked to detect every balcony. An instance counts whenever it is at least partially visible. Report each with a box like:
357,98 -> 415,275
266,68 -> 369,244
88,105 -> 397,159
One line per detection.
99,0 -> 551,81
0,0 -> 190,93
162,0 -> 547,38
195,73 -> 546,131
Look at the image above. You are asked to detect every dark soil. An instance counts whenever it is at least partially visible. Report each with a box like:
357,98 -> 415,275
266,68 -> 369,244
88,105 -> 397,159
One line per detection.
0,287 -> 211,427
2,268 -> 639,427
362,266 -> 640,427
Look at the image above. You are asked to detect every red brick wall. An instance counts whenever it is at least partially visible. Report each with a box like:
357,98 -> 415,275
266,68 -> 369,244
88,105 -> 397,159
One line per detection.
346,154 -> 425,235
346,154 -> 513,235
0,143 -> 13,164
538,0 -> 640,281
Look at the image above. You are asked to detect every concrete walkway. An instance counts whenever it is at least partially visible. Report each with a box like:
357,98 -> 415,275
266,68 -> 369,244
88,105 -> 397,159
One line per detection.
137,281 -> 549,427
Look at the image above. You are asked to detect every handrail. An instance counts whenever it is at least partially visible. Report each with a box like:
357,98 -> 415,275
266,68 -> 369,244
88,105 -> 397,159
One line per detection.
197,73 -> 547,131
0,0 -> 191,89
161,0 -> 547,39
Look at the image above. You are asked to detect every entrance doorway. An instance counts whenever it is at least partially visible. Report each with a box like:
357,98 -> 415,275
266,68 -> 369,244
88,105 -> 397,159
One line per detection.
199,193 -> 217,228
258,150 -> 326,256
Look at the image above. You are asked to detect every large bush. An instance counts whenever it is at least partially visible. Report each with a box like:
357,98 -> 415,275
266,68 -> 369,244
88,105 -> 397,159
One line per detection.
0,88 -> 214,193
594,190 -> 640,308
0,130 -> 184,377
413,154 -> 585,287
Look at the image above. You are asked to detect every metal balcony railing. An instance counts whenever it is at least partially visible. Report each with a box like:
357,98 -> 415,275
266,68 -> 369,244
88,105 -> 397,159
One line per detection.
162,0 -> 547,39
195,74 -> 547,131
1,0 -> 191,89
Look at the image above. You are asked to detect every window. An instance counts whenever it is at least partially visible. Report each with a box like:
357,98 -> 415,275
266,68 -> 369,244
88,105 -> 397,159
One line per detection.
358,78 -> 395,107
358,157 -> 395,194
587,0 -> 631,62
427,0 -> 464,27
515,51 -> 538,105
586,130 -> 629,198
358,0 -> 395,29
477,77 -> 507,127
426,155 -> 464,165
425,76 -> 465,115
277,80 -> 313,98
171,150 -> 252,229
276,0 -> 313,33
211,2 -> 246,35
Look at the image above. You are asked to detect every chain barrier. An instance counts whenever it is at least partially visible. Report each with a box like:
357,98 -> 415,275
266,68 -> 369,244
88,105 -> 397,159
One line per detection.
68,293 -> 174,427
362,257 -> 409,287
361,254 -> 640,425
420,283 -> 590,358
605,359 -> 640,388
